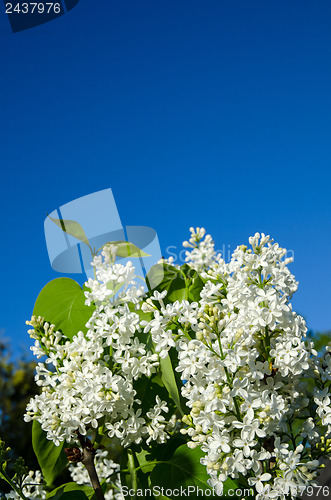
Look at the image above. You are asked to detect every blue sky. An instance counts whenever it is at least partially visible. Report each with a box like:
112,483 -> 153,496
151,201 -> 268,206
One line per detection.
0,0 -> 330,357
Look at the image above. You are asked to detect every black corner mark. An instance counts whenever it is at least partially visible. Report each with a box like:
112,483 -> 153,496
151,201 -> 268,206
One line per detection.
3,0 -> 81,33
4,0 -> 64,32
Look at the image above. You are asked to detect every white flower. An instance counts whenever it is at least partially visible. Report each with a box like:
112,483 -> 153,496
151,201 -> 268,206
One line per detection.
208,430 -> 231,454
248,472 -> 272,493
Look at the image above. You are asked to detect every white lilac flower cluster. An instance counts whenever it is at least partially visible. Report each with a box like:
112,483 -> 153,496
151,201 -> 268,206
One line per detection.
23,230 -> 331,499
182,227 -> 220,272
144,229 -> 331,499
24,244 -> 172,449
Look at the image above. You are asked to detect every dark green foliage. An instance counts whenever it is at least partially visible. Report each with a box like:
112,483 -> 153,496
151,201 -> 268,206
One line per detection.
0,340 -> 39,491
32,421 -> 68,488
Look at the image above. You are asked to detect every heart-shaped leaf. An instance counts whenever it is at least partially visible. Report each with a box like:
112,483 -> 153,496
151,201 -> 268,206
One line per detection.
33,278 -> 94,339
150,444 -> 210,495
151,443 -> 239,498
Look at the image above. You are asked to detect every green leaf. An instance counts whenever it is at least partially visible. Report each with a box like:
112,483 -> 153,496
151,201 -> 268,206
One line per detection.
106,281 -> 124,296
101,240 -> 150,258
146,264 -> 188,303
150,444 -> 240,498
159,354 -> 185,416
119,439 -> 189,499
131,306 -> 154,324
134,447 -> 157,475
134,374 -> 174,416
122,447 -> 153,493
33,278 -> 94,340
185,271 -> 205,303
221,478 -> 243,498
46,482 -> 92,499
47,215 -> 90,247
150,444 -> 210,497
32,421 -> 68,488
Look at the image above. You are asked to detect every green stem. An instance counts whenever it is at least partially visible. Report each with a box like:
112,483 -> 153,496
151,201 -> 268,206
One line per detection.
288,421 -> 297,451
232,396 -> 242,421
127,448 -> 137,499
0,470 -> 29,500
216,336 -> 242,421
94,418 -> 105,449
265,325 -> 270,347
180,270 -> 189,300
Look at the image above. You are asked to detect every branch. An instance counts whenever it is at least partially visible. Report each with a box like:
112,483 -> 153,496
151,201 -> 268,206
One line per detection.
65,433 -> 105,500
81,445 -> 104,500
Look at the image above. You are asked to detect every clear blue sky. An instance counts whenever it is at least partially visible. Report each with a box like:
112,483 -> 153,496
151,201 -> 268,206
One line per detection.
0,0 -> 330,357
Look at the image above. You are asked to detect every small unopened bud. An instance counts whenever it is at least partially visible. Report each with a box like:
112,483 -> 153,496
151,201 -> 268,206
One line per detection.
64,447 -> 82,462
196,331 -> 204,341
218,319 -> 226,330
234,328 -> 244,343
182,414 -> 191,425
